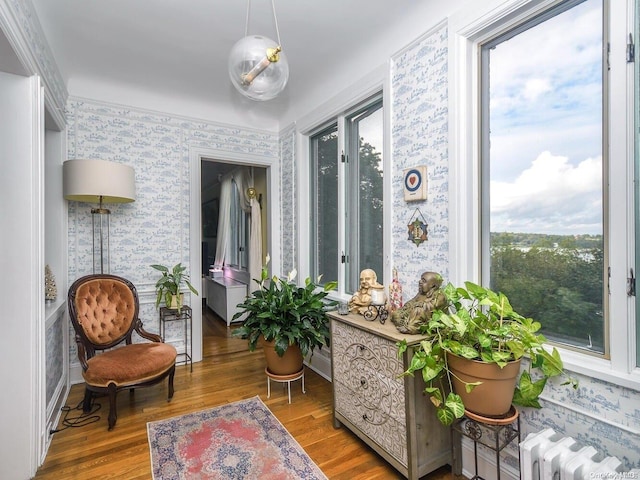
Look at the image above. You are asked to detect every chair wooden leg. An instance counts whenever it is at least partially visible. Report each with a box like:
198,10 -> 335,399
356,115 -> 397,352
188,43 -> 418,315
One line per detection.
107,383 -> 118,430
167,365 -> 175,401
82,387 -> 93,413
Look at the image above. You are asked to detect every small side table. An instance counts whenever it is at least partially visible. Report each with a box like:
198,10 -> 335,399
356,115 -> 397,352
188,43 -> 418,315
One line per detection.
265,368 -> 305,404
159,305 -> 192,372
451,406 -> 520,480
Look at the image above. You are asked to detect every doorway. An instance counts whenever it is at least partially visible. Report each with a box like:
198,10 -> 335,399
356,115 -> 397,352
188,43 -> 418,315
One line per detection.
189,148 -> 280,364
200,159 -> 268,278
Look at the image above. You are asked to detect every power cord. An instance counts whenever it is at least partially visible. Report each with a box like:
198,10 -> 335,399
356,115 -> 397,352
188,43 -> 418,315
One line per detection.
49,399 -> 102,434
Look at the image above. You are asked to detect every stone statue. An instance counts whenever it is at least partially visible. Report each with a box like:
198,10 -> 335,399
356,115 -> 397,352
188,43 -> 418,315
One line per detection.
349,268 -> 385,315
391,271 -> 447,334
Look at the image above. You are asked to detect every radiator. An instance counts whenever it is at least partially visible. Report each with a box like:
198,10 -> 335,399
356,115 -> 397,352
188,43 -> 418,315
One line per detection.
520,428 -> 640,480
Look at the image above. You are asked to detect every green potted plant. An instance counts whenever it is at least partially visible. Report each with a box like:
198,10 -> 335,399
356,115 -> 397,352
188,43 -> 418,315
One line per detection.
151,263 -> 199,312
232,257 -> 338,376
398,279 -> 578,426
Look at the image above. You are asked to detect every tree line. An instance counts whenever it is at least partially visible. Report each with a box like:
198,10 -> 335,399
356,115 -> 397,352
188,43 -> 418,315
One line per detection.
490,232 -> 604,352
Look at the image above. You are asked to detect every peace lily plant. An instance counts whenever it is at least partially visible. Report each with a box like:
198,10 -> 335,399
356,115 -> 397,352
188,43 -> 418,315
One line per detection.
398,280 -> 578,426
232,255 -> 338,358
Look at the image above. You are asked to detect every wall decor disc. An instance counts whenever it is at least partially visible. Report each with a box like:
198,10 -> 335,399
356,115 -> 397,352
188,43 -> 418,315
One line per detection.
403,165 -> 428,201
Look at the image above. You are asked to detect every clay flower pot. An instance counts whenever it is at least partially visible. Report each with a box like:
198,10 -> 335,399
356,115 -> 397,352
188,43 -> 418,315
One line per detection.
447,352 -> 521,418
262,337 -> 304,375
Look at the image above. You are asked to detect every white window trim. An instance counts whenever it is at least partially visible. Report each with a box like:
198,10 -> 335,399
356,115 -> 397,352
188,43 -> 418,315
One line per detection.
448,0 -> 640,390
296,63 -> 391,300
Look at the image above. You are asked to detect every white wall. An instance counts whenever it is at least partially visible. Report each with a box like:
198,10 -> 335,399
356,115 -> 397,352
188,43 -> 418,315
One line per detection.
0,71 -> 44,480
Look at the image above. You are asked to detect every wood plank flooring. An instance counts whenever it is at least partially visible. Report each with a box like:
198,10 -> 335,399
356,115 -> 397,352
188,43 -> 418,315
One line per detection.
34,306 -> 456,480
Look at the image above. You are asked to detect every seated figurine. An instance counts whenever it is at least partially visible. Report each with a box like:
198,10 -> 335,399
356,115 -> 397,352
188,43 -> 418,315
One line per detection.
391,271 -> 446,334
349,269 -> 384,315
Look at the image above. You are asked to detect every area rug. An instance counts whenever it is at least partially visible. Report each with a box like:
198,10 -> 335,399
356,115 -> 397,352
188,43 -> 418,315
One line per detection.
147,396 -> 327,480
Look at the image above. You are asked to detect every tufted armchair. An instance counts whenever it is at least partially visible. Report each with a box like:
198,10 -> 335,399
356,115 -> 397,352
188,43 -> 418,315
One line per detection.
68,274 -> 177,430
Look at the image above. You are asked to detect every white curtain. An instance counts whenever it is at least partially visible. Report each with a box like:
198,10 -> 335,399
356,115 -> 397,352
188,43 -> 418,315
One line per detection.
213,174 -> 232,268
232,167 -> 263,283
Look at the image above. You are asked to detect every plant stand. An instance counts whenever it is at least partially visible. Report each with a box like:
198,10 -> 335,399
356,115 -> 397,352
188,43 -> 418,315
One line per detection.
265,367 -> 305,404
159,305 -> 192,372
451,406 -> 520,480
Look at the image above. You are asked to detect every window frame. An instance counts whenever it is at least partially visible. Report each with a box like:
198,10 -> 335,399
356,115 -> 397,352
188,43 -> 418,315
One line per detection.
345,98 -> 385,293
296,66 -> 390,301
307,93 -> 384,295
449,0 -> 640,389
479,0 -> 609,357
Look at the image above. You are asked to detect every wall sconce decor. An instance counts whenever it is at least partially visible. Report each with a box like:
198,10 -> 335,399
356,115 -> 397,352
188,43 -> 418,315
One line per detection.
407,208 -> 428,246
63,159 -> 136,274
228,0 -> 289,101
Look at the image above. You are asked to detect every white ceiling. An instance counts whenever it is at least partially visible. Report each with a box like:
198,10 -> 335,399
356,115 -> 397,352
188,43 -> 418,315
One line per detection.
29,0 -> 443,129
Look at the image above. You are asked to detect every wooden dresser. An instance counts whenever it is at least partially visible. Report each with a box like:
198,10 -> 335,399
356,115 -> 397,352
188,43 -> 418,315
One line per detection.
328,311 -> 451,479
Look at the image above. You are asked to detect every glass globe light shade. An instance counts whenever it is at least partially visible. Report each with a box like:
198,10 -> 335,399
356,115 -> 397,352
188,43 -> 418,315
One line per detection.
228,35 -> 289,101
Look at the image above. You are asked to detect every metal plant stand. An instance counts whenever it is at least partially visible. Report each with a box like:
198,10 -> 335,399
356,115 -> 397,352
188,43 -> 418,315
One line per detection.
159,305 -> 192,371
451,406 -> 520,480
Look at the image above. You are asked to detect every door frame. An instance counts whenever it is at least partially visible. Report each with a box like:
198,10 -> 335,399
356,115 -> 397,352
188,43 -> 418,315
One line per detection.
188,146 -> 281,362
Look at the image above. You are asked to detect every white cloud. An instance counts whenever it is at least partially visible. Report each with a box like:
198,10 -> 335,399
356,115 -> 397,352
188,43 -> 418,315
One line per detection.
487,0 -> 603,235
491,151 -> 602,234
522,78 -> 552,102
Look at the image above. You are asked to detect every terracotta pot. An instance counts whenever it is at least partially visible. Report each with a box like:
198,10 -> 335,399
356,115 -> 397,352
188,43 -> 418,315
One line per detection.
262,337 -> 304,375
447,352 -> 521,418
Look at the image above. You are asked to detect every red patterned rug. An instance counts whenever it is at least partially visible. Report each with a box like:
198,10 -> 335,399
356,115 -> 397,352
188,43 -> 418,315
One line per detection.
147,396 -> 327,480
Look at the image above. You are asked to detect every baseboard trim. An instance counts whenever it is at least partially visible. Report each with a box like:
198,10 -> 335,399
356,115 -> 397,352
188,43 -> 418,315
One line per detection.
304,348 -> 331,381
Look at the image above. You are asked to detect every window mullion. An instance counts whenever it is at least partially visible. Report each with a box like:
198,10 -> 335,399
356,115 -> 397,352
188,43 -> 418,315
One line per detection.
337,115 -> 347,296
608,0 -> 637,371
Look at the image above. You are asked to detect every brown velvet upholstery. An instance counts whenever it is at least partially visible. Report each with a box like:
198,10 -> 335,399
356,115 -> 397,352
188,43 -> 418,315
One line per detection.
68,274 -> 177,430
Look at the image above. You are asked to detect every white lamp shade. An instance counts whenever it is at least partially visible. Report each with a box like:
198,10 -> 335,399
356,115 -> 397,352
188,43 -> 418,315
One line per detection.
228,35 -> 289,101
63,159 -> 136,203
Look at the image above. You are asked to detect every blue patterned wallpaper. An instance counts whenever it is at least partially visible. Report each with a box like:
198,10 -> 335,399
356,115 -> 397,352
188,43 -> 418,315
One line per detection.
279,124 -> 297,276
66,98 -> 279,362
390,24 -> 450,296
45,310 -> 64,405
5,0 -> 67,118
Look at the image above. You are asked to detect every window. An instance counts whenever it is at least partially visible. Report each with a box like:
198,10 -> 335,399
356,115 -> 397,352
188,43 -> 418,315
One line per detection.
310,96 -> 384,294
310,124 -> 339,285
481,0 -> 606,354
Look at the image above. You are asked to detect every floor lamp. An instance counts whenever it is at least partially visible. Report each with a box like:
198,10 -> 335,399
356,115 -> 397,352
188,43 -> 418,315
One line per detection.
63,159 -> 136,274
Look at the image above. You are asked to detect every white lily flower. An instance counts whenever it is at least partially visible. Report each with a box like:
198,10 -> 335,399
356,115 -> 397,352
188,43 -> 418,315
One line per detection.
287,269 -> 297,282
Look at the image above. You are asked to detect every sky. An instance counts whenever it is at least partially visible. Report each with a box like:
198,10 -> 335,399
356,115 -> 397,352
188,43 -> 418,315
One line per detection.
488,0 -> 603,235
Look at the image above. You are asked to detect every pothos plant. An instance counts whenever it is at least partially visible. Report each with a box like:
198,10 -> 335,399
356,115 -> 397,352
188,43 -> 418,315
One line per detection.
398,280 -> 578,426
232,256 -> 338,358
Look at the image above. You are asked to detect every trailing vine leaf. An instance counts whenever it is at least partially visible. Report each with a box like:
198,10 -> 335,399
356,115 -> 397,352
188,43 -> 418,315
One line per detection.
398,280 -> 577,426
512,370 -> 546,408
445,392 -> 465,419
436,407 -> 456,426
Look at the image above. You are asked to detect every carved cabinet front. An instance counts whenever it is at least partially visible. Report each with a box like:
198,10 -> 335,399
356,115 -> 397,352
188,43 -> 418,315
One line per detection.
329,311 -> 450,479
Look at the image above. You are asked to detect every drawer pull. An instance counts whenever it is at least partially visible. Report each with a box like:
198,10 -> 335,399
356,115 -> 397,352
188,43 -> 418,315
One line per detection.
362,414 -> 369,421
360,377 -> 367,388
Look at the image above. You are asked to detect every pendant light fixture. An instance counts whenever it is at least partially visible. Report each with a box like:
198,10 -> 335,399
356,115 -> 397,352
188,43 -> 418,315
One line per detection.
228,0 -> 289,101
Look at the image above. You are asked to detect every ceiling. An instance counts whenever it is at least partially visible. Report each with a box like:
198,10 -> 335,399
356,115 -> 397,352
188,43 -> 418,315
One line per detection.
28,0 -> 441,129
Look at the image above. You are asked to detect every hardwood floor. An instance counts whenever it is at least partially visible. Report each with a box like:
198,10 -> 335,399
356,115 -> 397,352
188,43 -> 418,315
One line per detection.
35,306 -> 456,479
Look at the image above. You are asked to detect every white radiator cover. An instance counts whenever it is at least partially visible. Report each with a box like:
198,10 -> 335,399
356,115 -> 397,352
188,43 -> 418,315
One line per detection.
520,428 -> 640,479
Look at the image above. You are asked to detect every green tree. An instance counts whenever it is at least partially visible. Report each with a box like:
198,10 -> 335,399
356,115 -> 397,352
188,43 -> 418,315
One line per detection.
491,241 -> 604,352
315,133 -> 384,292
